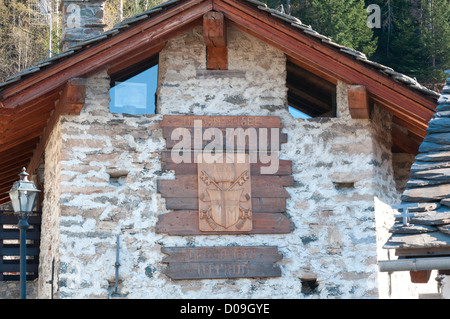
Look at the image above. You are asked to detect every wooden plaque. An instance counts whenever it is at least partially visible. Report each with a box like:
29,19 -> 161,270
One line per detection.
198,153 -> 252,232
162,246 -> 282,280
157,115 -> 295,236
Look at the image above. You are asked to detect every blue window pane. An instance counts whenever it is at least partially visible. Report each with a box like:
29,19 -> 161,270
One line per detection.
289,106 -> 312,119
109,64 -> 158,115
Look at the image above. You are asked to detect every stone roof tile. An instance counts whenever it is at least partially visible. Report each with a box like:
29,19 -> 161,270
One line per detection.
386,72 -> 450,250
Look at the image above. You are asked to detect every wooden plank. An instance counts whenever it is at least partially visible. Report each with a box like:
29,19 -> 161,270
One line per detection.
163,126 -> 287,150
0,215 -> 41,224
203,12 -> 227,47
203,12 -> 228,70
206,46 -> 228,70
395,247 -> 450,257
157,175 -> 292,198
0,247 -> 40,256
161,150 -> 292,175
162,246 -> 282,280
162,246 -> 282,263
156,210 -> 294,235
0,263 -> 39,273
160,115 -> 283,128
165,197 -> 286,213
164,261 -> 281,280
347,85 -> 369,119
0,229 -> 41,240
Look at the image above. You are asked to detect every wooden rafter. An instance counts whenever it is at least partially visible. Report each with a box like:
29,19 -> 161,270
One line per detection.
27,78 -> 86,175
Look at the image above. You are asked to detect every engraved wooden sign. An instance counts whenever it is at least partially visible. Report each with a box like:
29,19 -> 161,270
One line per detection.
162,246 -> 282,280
156,115 -> 295,236
198,153 -> 252,232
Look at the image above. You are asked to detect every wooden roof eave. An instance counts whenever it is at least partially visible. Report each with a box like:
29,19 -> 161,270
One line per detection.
0,0 -> 212,110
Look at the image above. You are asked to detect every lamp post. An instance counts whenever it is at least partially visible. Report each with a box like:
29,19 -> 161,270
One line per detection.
8,168 -> 40,299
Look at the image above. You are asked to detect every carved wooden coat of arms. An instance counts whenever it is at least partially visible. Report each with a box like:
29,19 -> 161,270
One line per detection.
198,153 -> 252,232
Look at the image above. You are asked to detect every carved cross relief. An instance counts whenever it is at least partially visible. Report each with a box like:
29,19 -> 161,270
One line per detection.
198,153 -> 252,232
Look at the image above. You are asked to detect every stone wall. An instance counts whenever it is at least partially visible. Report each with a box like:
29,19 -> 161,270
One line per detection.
34,26 -> 404,299
37,119 -> 62,299
0,280 -> 37,299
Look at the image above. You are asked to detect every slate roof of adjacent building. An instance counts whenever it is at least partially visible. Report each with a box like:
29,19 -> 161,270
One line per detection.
384,72 -> 450,253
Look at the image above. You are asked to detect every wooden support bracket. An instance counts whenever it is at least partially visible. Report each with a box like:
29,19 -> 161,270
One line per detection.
60,78 -> 87,116
203,11 -> 228,70
348,85 -> 370,119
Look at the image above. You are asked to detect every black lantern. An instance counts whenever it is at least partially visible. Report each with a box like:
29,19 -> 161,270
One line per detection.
8,168 -> 40,299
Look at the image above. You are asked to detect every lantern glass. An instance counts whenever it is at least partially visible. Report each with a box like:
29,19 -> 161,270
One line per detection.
9,187 -> 20,213
8,168 -> 40,214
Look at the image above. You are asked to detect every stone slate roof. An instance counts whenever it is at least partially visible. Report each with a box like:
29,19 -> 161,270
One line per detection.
384,71 -> 450,252
0,0 -> 440,100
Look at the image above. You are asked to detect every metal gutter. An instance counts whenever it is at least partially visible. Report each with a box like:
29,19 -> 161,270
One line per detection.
378,257 -> 450,272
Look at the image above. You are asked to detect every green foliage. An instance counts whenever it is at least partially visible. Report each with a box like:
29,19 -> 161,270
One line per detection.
369,0 -> 450,86
303,0 -> 378,57
0,0 -> 60,83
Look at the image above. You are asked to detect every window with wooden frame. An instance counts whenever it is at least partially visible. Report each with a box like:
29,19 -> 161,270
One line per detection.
109,53 -> 159,115
287,60 -> 337,119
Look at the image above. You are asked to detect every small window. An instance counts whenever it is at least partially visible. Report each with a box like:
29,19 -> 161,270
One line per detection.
287,59 -> 336,118
109,54 -> 158,115
289,106 -> 312,119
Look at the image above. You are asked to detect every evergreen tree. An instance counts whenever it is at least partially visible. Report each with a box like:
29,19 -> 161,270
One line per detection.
419,0 -> 450,82
301,0 -> 377,57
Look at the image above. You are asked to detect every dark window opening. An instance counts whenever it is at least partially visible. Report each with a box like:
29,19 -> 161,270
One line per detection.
287,59 -> 336,118
301,278 -> 319,295
109,53 -> 159,115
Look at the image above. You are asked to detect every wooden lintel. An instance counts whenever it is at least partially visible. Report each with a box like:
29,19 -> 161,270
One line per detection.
203,11 -> 228,70
348,85 -> 369,119
60,78 -> 87,115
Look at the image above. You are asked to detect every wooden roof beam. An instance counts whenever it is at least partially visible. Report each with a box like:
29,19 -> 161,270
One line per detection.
348,85 -> 370,119
60,78 -> 86,116
27,78 -> 86,175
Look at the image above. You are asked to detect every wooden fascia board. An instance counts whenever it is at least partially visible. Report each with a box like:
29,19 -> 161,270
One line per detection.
214,0 -> 436,128
0,0 -> 212,109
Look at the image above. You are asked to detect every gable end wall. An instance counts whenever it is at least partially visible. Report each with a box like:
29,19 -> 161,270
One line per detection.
36,26 -> 403,299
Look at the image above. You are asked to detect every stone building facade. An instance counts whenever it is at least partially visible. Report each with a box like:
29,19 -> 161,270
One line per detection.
35,26 -> 426,299
0,0 -> 445,299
